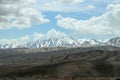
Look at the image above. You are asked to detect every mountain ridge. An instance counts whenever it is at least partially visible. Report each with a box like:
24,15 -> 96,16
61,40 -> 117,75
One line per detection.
0,37 -> 120,49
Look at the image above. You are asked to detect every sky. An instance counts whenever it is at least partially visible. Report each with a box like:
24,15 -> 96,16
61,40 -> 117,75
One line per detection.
0,0 -> 120,44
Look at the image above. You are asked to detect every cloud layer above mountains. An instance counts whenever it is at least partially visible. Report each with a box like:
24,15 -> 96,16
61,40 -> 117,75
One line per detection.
0,0 -> 120,44
56,4 -> 120,36
0,29 -> 73,45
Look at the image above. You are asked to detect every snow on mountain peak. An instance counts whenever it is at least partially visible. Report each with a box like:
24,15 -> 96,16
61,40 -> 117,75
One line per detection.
0,37 -> 120,48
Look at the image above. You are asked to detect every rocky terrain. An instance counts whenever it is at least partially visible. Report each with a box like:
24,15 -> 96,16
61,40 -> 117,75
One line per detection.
0,46 -> 120,80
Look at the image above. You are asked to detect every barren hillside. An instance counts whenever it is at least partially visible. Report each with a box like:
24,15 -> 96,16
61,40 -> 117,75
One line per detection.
0,46 -> 120,80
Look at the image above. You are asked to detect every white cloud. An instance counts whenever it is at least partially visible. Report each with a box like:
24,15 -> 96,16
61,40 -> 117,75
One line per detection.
46,29 -> 67,39
38,0 -> 95,12
56,4 -> 120,36
37,0 -> 120,13
0,29 -> 66,44
33,32 -> 45,40
0,0 -> 49,30
59,0 -> 84,4
55,15 -> 63,19
87,5 -> 95,9
0,29 -> 73,45
12,17 -> 31,29
19,35 -> 30,44
114,0 -> 120,3
0,39 -> 16,45
46,29 -> 73,43
0,35 -> 30,46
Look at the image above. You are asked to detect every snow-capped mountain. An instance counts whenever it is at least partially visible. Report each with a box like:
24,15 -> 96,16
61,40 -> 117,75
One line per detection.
106,37 -> 120,47
72,39 -> 100,46
0,37 -> 120,49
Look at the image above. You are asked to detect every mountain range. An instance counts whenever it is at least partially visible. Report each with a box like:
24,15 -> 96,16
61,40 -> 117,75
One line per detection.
0,37 -> 120,49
